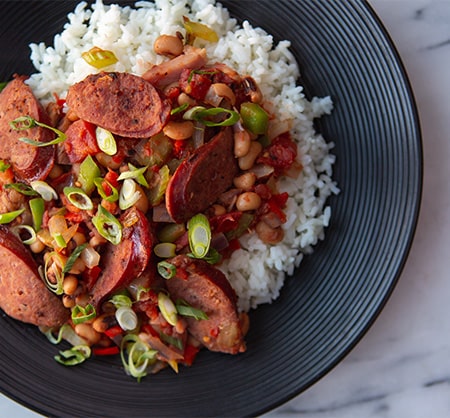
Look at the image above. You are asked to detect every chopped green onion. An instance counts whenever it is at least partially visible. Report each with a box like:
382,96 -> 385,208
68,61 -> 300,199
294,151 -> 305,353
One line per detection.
94,177 -> 119,202
0,208 -> 25,224
157,261 -> 177,279
170,103 -> 189,115
182,105 -> 206,120
117,164 -> 149,188
30,180 -> 58,201
119,178 -> 141,210
191,107 -> 240,127
43,323 -> 89,347
4,183 -> 38,196
0,81 -> 8,93
158,292 -> 178,326
109,294 -> 133,309
55,345 -> 91,366
0,160 -> 10,172
154,242 -> 177,258
183,16 -> 219,43
82,46 -> 118,69
115,307 -> 138,331
92,205 -> 122,245
187,213 -> 211,258
42,252 -> 64,295
9,115 -> 66,146
71,303 -> 96,325
96,126 -> 117,155
120,334 -> 157,382
176,299 -> 208,320
160,332 -> 184,351
62,243 -> 88,275
78,155 -> 101,194
63,186 -> 94,210
11,224 -> 36,245
201,247 -> 221,265
240,102 -> 269,135
53,232 -> 67,248
29,197 -> 45,231
147,164 -> 170,206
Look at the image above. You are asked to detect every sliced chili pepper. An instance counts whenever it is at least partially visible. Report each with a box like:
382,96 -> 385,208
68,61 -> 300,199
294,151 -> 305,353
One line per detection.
93,346 -> 120,356
104,325 -> 124,339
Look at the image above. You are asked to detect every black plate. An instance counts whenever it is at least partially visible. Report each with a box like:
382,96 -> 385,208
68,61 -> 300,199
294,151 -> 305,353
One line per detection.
0,1 -> 422,417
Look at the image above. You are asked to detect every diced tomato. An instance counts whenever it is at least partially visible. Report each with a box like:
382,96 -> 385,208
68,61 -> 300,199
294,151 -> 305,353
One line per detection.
104,169 -> 119,188
104,325 -> 124,339
82,265 -> 102,290
257,132 -> 297,175
179,68 -> 212,101
93,346 -> 120,356
182,344 -> 200,366
209,211 -> 243,233
266,192 -> 289,223
64,211 -> 84,224
64,120 -> 100,163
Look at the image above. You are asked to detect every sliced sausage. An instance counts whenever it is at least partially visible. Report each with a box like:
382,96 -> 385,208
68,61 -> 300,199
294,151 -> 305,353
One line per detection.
142,46 -> 207,89
90,207 -> 154,307
165,127 -> 238,223
66,72 -> 171,139
0,75 -> 55,182
0,226 -> 69,327
166,254 -> 246,354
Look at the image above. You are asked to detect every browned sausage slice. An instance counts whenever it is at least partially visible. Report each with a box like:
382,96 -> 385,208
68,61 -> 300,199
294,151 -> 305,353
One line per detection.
66,72 -> 171,138
166,255 -> 246,354
165,127 -> 238,223
0,226 -> 69,327
0,76 -> 55,182
90,207 -> 154,307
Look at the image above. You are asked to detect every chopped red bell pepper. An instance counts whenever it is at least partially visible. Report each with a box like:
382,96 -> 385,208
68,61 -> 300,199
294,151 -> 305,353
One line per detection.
182,344 -> 200,366
104,325 -> 124,339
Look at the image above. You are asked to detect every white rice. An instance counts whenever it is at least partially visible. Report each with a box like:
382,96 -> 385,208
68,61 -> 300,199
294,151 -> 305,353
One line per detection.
26,0 -> 339,312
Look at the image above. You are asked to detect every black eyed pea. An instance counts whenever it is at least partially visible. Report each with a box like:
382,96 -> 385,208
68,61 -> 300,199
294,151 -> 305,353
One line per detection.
154,34 -> 184,57
255,220 -> 285,244
233,129 -> 251,158
233,172 -> 256,191
236,191 -> 262,212
74,323 -> 102,345
163,120 -> 195,140
238,141 -> 262,170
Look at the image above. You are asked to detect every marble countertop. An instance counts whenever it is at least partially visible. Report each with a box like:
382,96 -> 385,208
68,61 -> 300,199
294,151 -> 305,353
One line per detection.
1,0 -> 449,417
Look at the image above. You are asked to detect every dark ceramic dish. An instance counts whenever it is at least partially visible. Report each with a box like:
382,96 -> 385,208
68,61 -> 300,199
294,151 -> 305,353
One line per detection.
0,1 -> 422,417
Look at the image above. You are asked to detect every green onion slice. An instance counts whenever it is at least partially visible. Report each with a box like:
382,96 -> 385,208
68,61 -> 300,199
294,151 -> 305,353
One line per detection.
0,81 -> 8,93
119,178 -> 141,210
78,155 -> 101,194
42,252 -> 64,295
63,186 -> 94,210
120,334 -> 157,382
160,332 -> 184,351
4,182 -> 38,196
30,180 -> 58,201
191,107 -> 240,127
71,303 -> 96,325
154,242 -> 177,258
55,345 -> 91,366
182,105 -> 206,120
96,126 -> 117,155
11,224 -> 36,245
62,243 -> 88,275
176,299 -> 208,320
158,292 -> 178,326
29,197 -> 45,231
0,160 -> 10,172
82,46 -> 118,69
92,205 -> 122,245
109,294 -> 133,309
170,103 -> 189,116
157,260 -> 177,279
117,164 -> 149,188
0,208 -> 25,224
53,232 -> 67,248
187,213 -> 211,258
115,307 -> 138,331
9,116 -> 66,146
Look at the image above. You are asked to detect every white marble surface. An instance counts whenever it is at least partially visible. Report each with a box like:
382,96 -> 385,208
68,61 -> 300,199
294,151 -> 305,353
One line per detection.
1,0 -> 449,417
